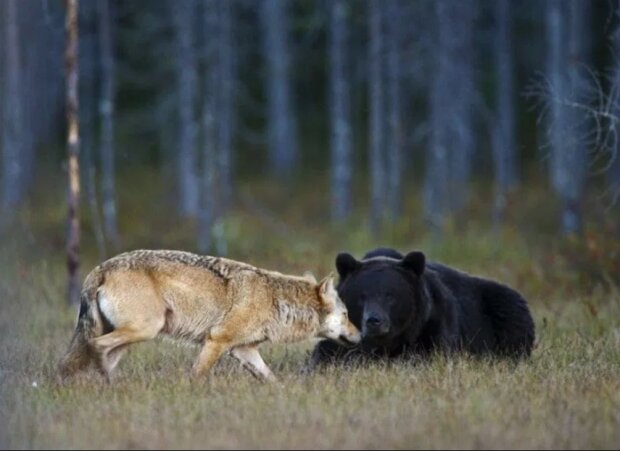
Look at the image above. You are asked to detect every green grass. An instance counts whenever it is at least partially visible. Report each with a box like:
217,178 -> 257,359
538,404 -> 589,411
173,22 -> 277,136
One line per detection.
1,171 -> 619,449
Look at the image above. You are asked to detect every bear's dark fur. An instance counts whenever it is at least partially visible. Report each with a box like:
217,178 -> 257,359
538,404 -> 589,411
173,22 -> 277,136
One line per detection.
308,248 -> 535,367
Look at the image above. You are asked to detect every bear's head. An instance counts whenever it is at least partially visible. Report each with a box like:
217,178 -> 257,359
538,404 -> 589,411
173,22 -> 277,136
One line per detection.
335,249 -> 427,351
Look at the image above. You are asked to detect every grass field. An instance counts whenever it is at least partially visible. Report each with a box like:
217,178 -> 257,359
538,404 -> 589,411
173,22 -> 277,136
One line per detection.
1,172 -> 619,449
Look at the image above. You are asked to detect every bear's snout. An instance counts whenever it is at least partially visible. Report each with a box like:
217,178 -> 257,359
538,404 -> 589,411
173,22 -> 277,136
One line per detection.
362,308 -> 390,338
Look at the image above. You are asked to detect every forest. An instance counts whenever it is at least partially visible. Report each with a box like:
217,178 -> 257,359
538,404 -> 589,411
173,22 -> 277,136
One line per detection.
1,0 -> 619,449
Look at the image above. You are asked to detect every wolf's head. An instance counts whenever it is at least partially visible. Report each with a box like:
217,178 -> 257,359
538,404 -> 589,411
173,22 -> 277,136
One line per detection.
316,274 -> 361,347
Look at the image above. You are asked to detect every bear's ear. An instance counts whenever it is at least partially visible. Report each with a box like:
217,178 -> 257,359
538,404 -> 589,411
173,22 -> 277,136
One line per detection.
335,252 -> 361,279
401,251 -> 425,276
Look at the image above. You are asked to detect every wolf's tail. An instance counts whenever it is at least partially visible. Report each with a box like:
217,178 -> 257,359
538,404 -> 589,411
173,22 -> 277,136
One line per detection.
58,267 -> 106,379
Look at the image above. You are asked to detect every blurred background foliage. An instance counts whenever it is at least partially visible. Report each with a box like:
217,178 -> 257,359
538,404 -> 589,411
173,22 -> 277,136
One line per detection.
0,0 -> 619,292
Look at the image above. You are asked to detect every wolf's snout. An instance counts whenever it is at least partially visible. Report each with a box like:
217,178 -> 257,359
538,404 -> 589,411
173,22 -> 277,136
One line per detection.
339,329 -> 361,346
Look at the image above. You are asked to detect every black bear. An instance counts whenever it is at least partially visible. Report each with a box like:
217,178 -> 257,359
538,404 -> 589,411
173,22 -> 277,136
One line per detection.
308,248 -> 535,367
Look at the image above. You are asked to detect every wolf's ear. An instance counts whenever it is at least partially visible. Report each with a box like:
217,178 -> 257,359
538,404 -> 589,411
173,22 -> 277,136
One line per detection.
318,273 -> 337,302
335,253 -> 361,279
401,251 -> 426,276
303,270 -> 317,284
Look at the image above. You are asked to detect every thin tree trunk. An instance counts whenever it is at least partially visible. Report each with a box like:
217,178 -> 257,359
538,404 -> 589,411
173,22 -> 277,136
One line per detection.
368,0 -> 386,235
447,0 -> 475,213
548,0 -> 565,202
425,0 -> 476,230
174,0 -> 199,217
98,0 -> 119,249
65,0 -> 81,306
329,0 -> 352,222
386,0 -> 402,220
218,0 -> 234,213
547,0 -> 589,234
563,0 -> 589,233
424,0 -> 451,232
261,0 -> 297,174
198,0 -> 219,254
610,0 -> 620,207
1,0 -> 23,228
493,0 -> 517,226
79,0 -> 106,258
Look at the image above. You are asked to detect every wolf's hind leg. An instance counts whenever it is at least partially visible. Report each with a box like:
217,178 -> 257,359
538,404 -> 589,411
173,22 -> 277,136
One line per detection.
105,345 -> 128,375
91,326 -> 160,380
231,345 -> 277,382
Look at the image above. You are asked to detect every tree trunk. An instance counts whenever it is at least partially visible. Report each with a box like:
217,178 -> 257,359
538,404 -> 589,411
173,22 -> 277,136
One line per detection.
386,0 -> 402,220
98,0 -> 119,249
79,0 -> 107,258
174,0 -> 199,217
493,0 -> 517,226
610,0 -> 620,207
329,0 -> 352,222
1,0 -> 23,228
425,0 -> 477,232
198,0 -> 219,254
424,0 -> 452,232
547,0 -> 589,234
217,0 -> 234,213
446,0 -> 476,213
261,0 -> 297,174
65,0 -> 81,306
368,0 -> 386,235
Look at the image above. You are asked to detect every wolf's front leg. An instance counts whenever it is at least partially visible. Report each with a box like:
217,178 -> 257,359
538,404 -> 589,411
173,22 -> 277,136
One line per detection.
231,345 -> 277,383
192,338 -> 231,378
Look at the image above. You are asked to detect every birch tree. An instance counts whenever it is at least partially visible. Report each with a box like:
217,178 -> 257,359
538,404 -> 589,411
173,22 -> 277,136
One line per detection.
329,0 -> 352,222
65,0 -> 81,306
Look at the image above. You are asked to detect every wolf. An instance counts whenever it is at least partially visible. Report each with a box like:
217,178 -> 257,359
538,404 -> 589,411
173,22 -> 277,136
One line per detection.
58,249 -> 361,382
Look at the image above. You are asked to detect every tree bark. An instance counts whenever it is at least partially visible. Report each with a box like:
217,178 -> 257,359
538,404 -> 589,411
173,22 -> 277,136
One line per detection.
329,0 -> 352,222
98,0 -> 119,249
65,0 -> 81,305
